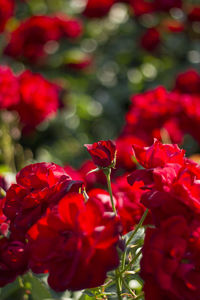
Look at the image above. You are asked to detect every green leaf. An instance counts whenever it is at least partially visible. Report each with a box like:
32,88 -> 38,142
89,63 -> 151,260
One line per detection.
23,273 -> 52,300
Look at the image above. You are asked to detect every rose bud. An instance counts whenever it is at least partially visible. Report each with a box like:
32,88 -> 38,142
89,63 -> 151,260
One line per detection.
84,140 -> 116,168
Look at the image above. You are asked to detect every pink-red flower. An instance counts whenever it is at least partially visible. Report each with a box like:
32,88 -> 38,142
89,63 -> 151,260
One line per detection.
174,70 -> 200,95
85,140 -> 116,168
28,192 -> 121,291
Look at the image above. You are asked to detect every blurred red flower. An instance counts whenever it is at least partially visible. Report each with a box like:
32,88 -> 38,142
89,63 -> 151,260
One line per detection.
0,0 -> 14,33
83,0 -> 114,18
140,28 -> 160,52
0,65 -> 19,109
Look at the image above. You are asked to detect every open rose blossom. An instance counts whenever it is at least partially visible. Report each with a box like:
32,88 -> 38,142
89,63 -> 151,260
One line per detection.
14,70 -> 60,131
3,162 -> 82,237
28,192 -> 121,291
85,140 -> 116,168
141,216 -> 200,300
0,65 -> 19,109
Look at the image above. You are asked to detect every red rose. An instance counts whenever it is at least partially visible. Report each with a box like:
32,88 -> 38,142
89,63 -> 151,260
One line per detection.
83,0 -> 114,18
0,237 -> 28,287
154,0 -> 182,11
14,70 -> 60,131
85,140 -> 116,168
132,139 -> 185,169
28,192 -> 121,291
188,6 -> 200,23
174,70 -> 200,95
4,162 -> 82,236
141,216 -> 200,300
0,66 -> 19,110
56,15 -> 82,38
0,0 -> 14,33
4,16 -> 61,62
140,28 -> 160,52
130,0 -> 155,16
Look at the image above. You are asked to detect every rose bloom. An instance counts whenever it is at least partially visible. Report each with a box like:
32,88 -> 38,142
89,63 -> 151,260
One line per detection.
141,216 -> 200,300
0,0 -> 14,33
28,192 -> 121,291
154,0 -> 182,11
4,162 -> 82,237
0,237 -> 28,287
85,140 -> 116,168
140,28 -> 160,52
13,70 -> 60,131
4,15 -> 82,63
174,69 -> 200,95
83,0 -> 114,18
188,6 -> 200,23
0,65 -> 19,110
130,0 -> 155,16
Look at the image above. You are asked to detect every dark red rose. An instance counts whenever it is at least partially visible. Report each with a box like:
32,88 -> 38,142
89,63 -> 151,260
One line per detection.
141,216 -> 200,300
154,0 -> 182,11
130,0 -> 155,16
0,0 -> 14,33
4,162 -> 82,237
140,28 -> 160,52
174,70 -> 200,95
132,139 -> 185,169
4,15 -> 61,62
14,70 -> 60,131
28,192 -> 121,291
85,140 -> 116,168
0,237 -> 28,287
188,6 -> 200,22
83,0 -> 114,18
0,66 -> 19,110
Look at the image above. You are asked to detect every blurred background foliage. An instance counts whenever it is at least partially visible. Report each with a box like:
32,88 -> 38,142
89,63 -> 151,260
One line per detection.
1,0 -> 200,169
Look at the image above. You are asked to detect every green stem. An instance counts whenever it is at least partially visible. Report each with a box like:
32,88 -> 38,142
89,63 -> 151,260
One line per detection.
121,277 -> 136,298
104,168 -> 117,215
115,270 -> 122,300
126,209 -> 149,247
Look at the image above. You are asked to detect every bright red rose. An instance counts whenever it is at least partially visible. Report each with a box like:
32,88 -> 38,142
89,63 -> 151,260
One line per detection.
141,216 -> 200,300
140,28 -> 160,52
0,0 -> 14,33
174,70 -> 200,94
85,140 -> 116,168
0,66 -> 19,110
4,162 -> 82,237
83,0 -> 114,18
14,70 -> 60,131
132,139 -> 185,169
28,192 -> 121,291
0,237 -> 28,287
116,135 -> 146,171
124,86 -> 182,144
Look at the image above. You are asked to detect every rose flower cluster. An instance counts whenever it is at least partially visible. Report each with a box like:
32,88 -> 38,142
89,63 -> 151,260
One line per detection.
0,65 -> 61,131
117,69 -> 200,162
128,139 -> 200,299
